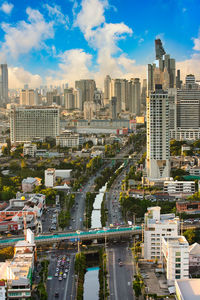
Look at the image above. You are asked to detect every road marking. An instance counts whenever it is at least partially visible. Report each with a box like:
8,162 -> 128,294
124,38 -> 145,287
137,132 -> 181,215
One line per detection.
63,254 -> 73,300
112,250 -> 118,300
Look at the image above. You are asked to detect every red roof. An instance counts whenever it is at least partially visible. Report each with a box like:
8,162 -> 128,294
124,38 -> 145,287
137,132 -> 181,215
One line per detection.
0,281 -> 5,286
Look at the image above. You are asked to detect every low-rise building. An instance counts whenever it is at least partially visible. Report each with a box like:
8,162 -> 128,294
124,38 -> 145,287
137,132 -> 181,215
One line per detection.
144,206 -> 179,261
189,166 -> 200,176
56,131 -> 84,148
189,242 -> 200,267
175,279 -> 200,300
22,177 -> 39,192
162,236 -> 189,285
176,201 -> 200,214
23,143 -> 37,157
163,180 -> 195,196
45,168 -> 72,187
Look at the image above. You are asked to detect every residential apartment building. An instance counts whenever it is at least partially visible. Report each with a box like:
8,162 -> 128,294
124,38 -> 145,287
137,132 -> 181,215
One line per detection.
10,107 -> 60,144
20,89 -> 40,106
162,236 -> 189,285
144,206 -> 179,261
56,131 -> 84,148
163,180 -> 195,195
146,86 -> 170,181
23,143 -> 37,157
45,168 -> 55,187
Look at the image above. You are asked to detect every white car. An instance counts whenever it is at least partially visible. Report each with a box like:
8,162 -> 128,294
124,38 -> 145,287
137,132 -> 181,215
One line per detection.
63,273 -> 67,279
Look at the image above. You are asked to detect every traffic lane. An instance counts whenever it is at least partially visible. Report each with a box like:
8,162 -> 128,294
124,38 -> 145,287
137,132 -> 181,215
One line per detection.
108,245 -> 134,300
115,245 -> 134,300
47,252 -> 72,300
64,254 -> 76,300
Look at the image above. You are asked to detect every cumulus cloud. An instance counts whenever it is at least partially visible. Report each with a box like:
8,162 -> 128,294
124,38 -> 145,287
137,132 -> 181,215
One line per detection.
68,0 -> 143,87
44,4 -> 69,29
9,67 -> 43,89
46,49 -> 93,87
193,33 -> 200,51
177,53 -> 200,80
0,2 -> 13,14
0,7 -> 54,61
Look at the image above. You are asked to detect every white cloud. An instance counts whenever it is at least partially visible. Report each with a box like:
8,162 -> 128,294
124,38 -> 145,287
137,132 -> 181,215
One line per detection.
44,4 -> 69,29
71,0 -> 139,87
177,53 -> 200,80
46,49 -> 93,87
193,33 -> 200,51
74,0 -> 108,39
9,67 -> 43,89
0,7 -> 54,61
0,2 -> 13,14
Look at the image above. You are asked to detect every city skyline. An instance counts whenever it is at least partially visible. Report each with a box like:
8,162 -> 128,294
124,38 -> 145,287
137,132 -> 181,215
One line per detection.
0,0 -> 200,89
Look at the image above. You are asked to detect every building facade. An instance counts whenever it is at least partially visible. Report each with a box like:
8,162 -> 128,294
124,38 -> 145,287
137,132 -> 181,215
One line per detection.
162,236 -> 189,285
144,207 -> 179,261
163,180 -> 195,195
10,107 -> 60,144
0,64 -> 8,106
146,87 -> 170,181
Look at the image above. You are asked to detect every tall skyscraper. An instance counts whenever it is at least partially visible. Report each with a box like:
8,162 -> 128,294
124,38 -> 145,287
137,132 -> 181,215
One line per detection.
146,85 -> 170,181
148,39 -> 177,94
129,78 -> 141,115
75,79 -> 96,110
104,75 -> 111,106
46,90 -> 57,105
20,89 -> 40,106
170,74 -> 200,140
141,79 -> 147,106
110,96 -> 117,119
64,88 -> 75,110
10,107 -> 60,144
0,64 -> 8,106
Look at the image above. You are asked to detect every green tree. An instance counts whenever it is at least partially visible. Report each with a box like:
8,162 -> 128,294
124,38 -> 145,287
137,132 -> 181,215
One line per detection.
183,229 -> 196,244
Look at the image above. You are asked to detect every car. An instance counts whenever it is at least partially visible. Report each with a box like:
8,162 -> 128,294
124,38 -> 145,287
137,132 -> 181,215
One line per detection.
55,273 -> 58,277
55,292 -> 59,297
119,262 -> 123,266
56,268 -> 59,272
58,276 -> 62,281
63,273 -> 67,279
65,269 -> 68,273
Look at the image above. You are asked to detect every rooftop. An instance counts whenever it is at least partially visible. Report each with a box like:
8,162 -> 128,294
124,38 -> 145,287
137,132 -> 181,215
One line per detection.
163,236 -> 188,246
176,279 -> 200,300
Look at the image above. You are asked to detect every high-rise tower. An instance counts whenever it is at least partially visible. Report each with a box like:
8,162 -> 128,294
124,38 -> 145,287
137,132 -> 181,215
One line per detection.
0,64 -> 8,106
146,85 -> 170,181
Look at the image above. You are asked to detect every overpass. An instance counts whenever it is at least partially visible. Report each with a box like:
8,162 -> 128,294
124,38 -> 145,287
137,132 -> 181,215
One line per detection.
0,226 -> 142,247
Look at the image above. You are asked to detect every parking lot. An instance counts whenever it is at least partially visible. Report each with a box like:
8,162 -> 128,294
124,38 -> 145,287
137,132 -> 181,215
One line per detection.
139,261 -> 171,297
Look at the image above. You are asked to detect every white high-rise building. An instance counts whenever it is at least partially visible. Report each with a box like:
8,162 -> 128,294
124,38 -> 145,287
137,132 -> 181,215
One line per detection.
146,86 -> 170,181
45,168 -> 56,187
10,107 -> 60,144
162,236 -> 189,285
0,64 -> 8,106
144,206 -> 179,261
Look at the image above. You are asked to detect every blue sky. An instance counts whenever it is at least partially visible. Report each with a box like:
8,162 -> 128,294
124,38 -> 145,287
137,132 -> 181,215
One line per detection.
0,0 -> 200,88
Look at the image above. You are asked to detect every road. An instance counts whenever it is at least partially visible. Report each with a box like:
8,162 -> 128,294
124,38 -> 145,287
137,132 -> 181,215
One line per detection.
108,243 -> 135,300
46,251 -> 76,300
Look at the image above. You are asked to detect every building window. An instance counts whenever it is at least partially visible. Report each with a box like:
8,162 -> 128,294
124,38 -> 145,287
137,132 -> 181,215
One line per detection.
176,258 -> 181,262
176,252 -> 181,256
175,275 -> 181,279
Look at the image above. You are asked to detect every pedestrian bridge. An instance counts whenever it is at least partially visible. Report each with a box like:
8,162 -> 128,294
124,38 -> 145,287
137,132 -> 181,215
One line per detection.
0,226 -> 142,247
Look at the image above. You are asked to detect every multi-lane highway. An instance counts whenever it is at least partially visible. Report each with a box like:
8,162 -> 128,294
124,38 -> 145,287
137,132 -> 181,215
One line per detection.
108,244 -> 135,300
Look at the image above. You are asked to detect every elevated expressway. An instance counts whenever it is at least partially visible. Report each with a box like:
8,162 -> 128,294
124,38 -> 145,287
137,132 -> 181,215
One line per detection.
0,226 -> 142,247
